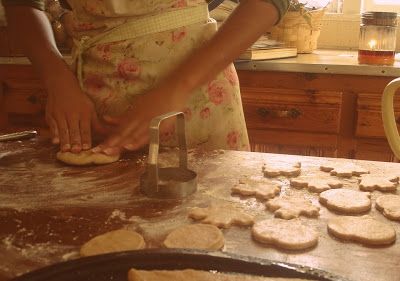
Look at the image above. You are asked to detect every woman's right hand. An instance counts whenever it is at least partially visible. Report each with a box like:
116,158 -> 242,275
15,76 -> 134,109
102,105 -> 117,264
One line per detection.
3,5 -> 109,153
45,67 -> 107,153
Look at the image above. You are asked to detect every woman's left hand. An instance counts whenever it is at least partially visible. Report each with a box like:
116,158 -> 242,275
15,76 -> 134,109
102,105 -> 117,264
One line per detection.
93,87 -> 185,156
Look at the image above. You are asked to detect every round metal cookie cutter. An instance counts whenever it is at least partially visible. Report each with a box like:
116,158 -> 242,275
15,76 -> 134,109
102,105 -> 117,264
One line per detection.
140,112 -> 197,199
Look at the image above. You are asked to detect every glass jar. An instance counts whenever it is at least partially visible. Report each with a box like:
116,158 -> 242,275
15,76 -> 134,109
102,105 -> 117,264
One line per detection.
358,12 -> 398,66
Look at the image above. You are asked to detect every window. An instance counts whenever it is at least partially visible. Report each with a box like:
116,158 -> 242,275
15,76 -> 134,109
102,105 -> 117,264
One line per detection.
362,0 -> 400,13
318,0 -> 400,50
326,0 -> 343,13
326,0 -> 400,14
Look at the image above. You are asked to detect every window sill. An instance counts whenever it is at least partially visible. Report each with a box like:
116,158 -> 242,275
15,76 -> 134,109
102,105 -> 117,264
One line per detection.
1,50 -> 400,77
234,49 -> 400,77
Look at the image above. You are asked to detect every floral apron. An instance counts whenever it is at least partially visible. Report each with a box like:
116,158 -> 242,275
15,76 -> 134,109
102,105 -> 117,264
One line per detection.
67,0 -> 249,151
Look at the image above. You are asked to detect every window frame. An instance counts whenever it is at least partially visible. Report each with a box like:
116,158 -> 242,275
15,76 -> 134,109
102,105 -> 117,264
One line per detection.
319,0 -> 400,51
342,0 -> 361,15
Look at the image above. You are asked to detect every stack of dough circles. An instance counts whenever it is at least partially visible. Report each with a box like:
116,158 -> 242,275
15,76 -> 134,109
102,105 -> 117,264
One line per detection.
56,150 -> 120,166
80,229 -> 146,257
163,224 -> 224,250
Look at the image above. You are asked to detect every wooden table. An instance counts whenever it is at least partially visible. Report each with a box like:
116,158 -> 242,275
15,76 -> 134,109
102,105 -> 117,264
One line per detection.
1,137 -> 400,281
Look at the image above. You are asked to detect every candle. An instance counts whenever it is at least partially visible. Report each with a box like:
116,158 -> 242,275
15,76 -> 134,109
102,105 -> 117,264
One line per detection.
358,12 -> 397,66
368,39 -> 377,50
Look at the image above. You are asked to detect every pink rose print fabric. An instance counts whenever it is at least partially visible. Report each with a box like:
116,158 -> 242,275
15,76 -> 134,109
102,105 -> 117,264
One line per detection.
224,65 -> 239,86
227,131 -> 240,150
72,0 -> 249,151
117,58 -> 141,81
172,28 -> 187,42
207,80 -> 232,106
200,107 -> 210,119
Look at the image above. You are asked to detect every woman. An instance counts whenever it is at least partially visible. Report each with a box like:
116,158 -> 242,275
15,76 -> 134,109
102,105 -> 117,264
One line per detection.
3,0 -> 288,156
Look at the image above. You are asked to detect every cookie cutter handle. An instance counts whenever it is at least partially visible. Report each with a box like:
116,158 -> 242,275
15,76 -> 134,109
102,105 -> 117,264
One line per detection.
147,111 -> 187,191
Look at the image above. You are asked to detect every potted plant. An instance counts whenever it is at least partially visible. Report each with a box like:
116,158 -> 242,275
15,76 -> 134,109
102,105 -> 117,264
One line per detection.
268,0 -> 330,53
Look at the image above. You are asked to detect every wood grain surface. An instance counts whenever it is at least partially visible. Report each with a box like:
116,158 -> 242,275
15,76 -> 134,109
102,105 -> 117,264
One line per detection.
0,137 -> 399,281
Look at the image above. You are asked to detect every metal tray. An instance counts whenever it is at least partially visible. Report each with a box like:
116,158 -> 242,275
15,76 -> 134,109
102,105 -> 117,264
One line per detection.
12,249 -> 350,281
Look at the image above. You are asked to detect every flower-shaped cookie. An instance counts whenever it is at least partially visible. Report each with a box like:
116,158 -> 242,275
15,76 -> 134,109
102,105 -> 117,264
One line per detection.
358,174 -> 399,192
320,163 -> 369,178
188,205 -> 254,228
290,177 -> 343,193
265,196 -> 320,219
232,176 -> 281,200
262,162 -> 301,178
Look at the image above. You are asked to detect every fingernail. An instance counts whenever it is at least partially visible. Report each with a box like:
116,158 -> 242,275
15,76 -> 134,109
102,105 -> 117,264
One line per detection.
124,144 -> 135,151
72,145 -> 81,152
82,144 -> 90,150
104,148 -> 117,155
62,143 -> 71,150
92,147 -> 101,153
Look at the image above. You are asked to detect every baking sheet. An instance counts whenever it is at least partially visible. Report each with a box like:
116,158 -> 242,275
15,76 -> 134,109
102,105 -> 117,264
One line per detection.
11,249 -> 350,281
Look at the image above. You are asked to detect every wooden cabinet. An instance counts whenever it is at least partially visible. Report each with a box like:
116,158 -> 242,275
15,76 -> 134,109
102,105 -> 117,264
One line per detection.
0,26 -> 25,57
241,87 -> 341,157
237,70 -> 399,162
0,65 -> 47,132
356,93 -> 400,138
242,87 -> 342,134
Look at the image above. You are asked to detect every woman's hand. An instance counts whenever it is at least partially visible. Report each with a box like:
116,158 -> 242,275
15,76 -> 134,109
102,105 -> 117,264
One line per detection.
4,6 -> 110,153
93,85 -> 185,155
45,68 -> 107,153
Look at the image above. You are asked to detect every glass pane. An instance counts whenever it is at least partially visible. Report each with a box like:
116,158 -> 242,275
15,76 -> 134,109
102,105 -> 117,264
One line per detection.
373,0 -> 399,4
362,0 -> 400,12
326,0 -> 344,13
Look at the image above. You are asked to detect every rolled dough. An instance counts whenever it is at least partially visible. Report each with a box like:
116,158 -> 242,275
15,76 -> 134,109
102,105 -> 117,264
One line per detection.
320,164 -> 369,178
319,189 -> 371,214
290,178 -> 343,193
163,224 -> 224,250
252,219 -> 318,250
358,174 -> 399,192
327,216 -> 396,246
232,177 -> 281,200
188,205 -> 254,228
128,269 -> 316,281
80,229 -> 145,257
376,194 -> 400,221
262,162 -> 301,178
56,150 -> 120,166
266,196 -> 320,220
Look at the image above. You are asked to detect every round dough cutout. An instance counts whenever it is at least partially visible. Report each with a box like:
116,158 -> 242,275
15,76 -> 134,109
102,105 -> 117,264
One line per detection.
163,224 -> 224,250
252,219 -> 318,250
328,216 -> 396,246
80,229 -> 145,257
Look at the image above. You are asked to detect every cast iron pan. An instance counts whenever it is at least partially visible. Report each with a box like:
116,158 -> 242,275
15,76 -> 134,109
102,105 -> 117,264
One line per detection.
12,249 -> 351,281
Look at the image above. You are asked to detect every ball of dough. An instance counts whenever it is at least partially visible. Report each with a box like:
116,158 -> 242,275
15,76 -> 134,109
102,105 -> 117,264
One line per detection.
56,150 -> 120,166
163,224 -> 224,250
80,229 -> 145,257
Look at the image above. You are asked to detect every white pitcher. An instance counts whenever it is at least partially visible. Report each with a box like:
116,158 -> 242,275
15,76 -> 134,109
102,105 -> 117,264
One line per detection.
382,77 -> 400,159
